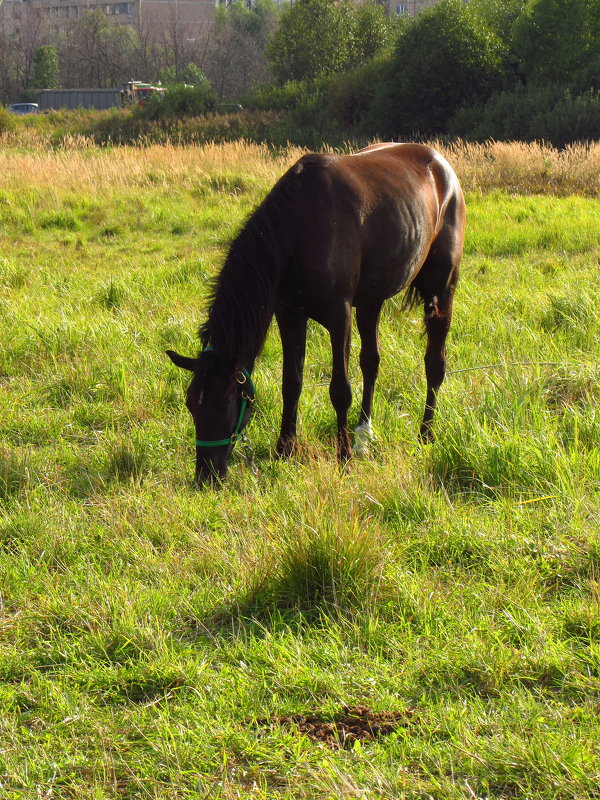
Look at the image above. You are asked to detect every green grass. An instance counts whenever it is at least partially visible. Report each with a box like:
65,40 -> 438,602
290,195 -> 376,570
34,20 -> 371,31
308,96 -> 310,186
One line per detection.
0,143 -> 599,799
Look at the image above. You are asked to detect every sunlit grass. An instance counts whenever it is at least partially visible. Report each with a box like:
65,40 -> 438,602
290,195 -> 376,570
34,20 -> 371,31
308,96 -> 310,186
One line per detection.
0,140 -> 599,798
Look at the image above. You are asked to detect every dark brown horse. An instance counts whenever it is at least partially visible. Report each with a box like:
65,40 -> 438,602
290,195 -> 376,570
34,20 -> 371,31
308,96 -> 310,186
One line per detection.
167,142 -> 465,482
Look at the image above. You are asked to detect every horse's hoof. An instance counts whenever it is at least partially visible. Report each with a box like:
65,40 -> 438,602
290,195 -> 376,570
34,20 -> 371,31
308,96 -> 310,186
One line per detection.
276,438 -> 297,458
337,434 -> 353,465
419,425 -> 435,444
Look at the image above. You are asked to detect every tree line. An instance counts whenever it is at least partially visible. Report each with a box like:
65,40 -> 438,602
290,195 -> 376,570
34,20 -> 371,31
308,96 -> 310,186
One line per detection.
1,0 -> 599,146
254,0 -> 600,146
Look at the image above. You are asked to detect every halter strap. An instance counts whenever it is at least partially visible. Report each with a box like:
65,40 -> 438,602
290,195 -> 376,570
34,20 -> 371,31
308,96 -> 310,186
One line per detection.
195,348 -> 255,448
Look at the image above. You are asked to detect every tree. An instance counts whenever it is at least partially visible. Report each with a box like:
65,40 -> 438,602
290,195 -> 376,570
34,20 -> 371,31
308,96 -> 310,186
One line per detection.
206,0 -> 278,98
7,6 -> 48,97
32,45 -> 60,90
372,0 -> 507,136
267,0 -> 394,84
354,2 -> 398,63
147,2 -> 210,82
0,34 -> 16,103
514,0 -> 600,91
467,0 -> 527,83
468,0 -> 527,45
57,12 -> 138,87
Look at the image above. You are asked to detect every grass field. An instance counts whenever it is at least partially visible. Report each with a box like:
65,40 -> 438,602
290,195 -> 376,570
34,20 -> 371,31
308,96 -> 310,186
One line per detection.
0,138 -> 599,799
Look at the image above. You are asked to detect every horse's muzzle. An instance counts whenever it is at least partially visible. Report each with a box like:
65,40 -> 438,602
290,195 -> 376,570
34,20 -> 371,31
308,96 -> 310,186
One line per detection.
195,449 -> 229,486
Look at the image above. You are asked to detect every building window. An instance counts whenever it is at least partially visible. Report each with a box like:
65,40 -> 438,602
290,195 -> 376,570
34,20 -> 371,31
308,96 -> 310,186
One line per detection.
105,2 -> 133,14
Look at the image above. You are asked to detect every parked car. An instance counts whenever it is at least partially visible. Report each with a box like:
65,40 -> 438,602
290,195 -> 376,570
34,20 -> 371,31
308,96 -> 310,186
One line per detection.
8,102 -> 39,114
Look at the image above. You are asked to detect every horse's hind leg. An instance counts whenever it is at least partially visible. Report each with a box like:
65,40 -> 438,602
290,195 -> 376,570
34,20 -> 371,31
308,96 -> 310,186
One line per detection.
419,273 -> 457,443
328,301 -> 353,462
276,307 -> 307,457
354,301 -> 383,455
417,187 -> 464,442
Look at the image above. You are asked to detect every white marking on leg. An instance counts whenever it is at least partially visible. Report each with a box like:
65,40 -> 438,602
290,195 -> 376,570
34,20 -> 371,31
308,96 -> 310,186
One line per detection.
353,419 -> 374,457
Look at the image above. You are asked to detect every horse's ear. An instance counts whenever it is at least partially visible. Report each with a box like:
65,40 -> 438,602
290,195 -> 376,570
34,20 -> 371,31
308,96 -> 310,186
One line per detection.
166,350 -> 199,372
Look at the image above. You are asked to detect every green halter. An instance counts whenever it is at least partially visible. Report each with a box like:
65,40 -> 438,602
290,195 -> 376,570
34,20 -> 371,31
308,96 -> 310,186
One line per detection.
195,348 -> 255,449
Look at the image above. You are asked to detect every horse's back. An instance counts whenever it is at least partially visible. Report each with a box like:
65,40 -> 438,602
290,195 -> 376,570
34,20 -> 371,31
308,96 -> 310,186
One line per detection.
352,142 -> 463,212
288,143 -> 463,234
274,143 -> 464,312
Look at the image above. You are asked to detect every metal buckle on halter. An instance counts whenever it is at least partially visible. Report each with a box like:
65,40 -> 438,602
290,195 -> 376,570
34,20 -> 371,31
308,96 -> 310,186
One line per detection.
236,372 -> 247,385
230,432 -> 238,444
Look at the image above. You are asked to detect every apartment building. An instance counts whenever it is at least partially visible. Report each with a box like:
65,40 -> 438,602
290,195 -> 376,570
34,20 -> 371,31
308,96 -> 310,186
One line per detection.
0,0 -> 217,35
392,0 -> 439,15
0,0 -> 440,37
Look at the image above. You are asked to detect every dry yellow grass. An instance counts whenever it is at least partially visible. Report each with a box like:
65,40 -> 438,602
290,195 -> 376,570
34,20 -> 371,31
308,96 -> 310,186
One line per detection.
0,139 -> 303,193
1,136 -> 599,196
439,139 -> 600,196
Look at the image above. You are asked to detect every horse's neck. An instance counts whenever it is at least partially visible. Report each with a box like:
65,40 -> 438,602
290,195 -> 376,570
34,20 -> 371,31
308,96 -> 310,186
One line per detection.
207,201 -> 288,368
206,275 -> 276,371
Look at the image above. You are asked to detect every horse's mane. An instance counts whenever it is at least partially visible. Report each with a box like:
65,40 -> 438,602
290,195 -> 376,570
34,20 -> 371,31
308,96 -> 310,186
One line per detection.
199,171 -> 298,366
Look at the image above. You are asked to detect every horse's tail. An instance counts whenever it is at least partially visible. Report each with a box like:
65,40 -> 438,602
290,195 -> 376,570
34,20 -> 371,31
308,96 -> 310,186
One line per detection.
401,281 -> 423,312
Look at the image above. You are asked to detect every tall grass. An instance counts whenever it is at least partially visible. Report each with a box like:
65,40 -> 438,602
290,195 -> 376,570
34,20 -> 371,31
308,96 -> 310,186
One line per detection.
0,139 -> 599,798
440,139 -> 600,196
1,133 -> 600,196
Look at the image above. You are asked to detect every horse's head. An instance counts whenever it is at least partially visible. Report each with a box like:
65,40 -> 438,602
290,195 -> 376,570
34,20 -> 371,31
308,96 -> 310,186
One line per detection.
166,348 -> 254,484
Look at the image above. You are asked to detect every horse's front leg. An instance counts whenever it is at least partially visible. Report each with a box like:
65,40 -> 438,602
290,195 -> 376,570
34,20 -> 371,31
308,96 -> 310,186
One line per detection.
328,302 -> 353,463
276,307 -> 307,457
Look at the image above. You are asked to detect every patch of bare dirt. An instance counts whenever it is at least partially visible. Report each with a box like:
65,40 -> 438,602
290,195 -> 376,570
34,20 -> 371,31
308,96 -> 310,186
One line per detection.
256,705 -> 412,749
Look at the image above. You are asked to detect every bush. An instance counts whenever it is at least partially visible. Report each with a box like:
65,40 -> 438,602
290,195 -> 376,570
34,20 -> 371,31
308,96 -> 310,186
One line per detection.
242,79 -> 319,112
242,61 -> 386,146
0,106 -> 17,134
158,63 -> 209,87
322,59 -> 387,129
450,85 -> 600,147
134,84 -> 217,121
82,107 -> 285,147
